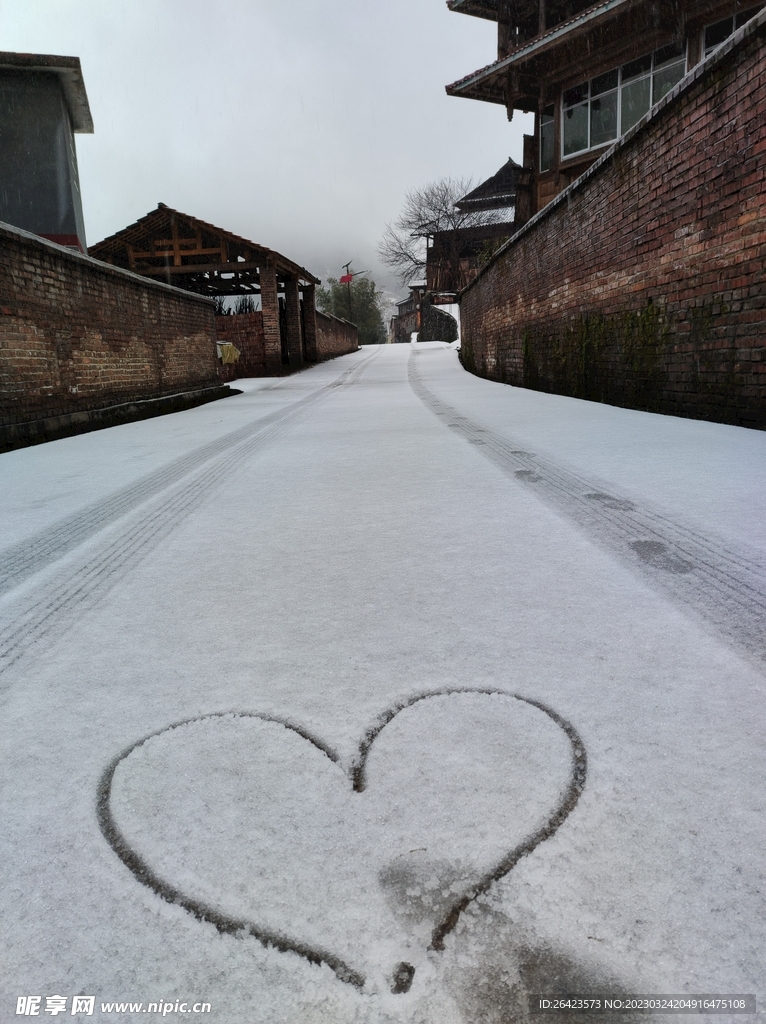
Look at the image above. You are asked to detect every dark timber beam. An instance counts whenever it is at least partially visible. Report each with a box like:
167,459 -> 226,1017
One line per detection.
136,261 -> 264,276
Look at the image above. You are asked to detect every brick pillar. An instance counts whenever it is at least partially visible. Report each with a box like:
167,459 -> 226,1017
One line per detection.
260,265 -> 282,374
284,276 -> 303,369
301,284 -> 318,362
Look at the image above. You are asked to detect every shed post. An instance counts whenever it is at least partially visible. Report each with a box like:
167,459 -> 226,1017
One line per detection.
260,265 -> 282,374
284,276 -> 303,369
301,283 -> 318,362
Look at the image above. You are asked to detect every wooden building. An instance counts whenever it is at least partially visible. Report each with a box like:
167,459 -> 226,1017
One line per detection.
90,205 -> 320,373
426,159 -> 521,293
446,0 -> 763,215
390,283 -> 427,344
426,221 -> 515,293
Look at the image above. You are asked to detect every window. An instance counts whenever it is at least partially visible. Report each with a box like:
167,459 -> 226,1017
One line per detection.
561,42 -> 686,160
703,6 -> 763,56
652,43 -> 688,103
590,70 -> 619,147
562,82 -> 590,157
540,105 -> 554,171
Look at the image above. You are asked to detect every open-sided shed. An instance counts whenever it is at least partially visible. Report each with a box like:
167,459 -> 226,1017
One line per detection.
90,204 -> 321,372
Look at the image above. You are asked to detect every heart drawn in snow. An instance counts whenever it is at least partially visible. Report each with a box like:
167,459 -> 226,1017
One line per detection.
97,689 -> 586,993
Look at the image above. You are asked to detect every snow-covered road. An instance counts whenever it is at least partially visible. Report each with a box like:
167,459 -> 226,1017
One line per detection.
1,343 -> 764,1023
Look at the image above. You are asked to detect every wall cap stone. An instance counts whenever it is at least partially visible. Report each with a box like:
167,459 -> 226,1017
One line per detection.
316,309 -> 356,327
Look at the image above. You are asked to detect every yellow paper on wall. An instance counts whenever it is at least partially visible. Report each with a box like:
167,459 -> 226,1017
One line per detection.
219,343 -> 240,364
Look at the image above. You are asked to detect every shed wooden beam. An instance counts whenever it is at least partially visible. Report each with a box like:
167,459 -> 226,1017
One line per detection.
137,261 -> 266,276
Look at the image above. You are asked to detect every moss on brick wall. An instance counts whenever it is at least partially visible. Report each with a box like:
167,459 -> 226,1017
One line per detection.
459,18 -> 766,429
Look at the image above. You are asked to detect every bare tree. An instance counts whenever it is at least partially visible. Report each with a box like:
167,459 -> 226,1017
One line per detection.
378,177 -> 502,288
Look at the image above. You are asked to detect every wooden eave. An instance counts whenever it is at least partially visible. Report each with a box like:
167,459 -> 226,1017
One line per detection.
89,204 -> 320,294
447,0 -> 756,106
0,51 -> 93,132
446,0 -> 646,104
447,0 -> 500,19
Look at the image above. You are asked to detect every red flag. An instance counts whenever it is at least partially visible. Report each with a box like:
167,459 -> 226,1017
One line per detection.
339,274 -> 353,284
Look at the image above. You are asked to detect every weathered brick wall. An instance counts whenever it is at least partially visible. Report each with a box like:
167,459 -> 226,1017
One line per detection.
315,310 -> 358,360
216,308 -> 356,381
215,312 -> 269,381
0,221 -> 219,427
460,13 -> 766,429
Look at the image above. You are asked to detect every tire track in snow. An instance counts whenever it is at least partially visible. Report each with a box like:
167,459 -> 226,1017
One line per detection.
409,350 -> 766,663
0,352 -> 377,674
0,354 -> 374,599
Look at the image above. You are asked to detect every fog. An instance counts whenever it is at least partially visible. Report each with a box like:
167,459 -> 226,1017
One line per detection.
0,0 -> 533,296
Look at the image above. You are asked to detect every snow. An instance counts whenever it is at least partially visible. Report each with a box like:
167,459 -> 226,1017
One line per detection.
108,694 -> 573,994
1,343 -> 765,1023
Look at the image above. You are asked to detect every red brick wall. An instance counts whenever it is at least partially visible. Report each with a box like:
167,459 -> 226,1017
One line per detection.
215,312 -> 268,381
460,14 -> 766,429
315,311 -> 358,360
216,307 -> 356,380
259,267 -> 283,371
0,222 -> 218,427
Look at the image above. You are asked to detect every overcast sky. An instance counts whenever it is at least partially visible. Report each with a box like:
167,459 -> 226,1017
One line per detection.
0,1 -> 533,297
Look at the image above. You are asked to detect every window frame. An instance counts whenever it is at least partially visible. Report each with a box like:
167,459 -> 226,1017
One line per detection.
560,42 -> 687,163
539,104 -> 555,173
702,5 -> 763,58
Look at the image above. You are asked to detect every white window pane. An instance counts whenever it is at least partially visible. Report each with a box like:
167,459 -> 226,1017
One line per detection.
540,112 -> 555,171
590,91 -> 618,147
592,69 -> 618,95
563,102 -> 589,155
652,60 -> 685,103
654,41 -> 685,68
563,82 -> 588,107
621,76 -> 651,132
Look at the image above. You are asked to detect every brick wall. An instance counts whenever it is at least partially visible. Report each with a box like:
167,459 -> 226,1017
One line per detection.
216,305 -> 356,380
0,221 -> 219,429
215,312 -> 270,382
259,268 -> 283,371
315,310 -> 358,360
460,13 -> 766,429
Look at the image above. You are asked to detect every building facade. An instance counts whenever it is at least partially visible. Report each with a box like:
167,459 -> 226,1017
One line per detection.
446,0 -> 763,216
455,10 -> 766,427
390,283 -> 427,344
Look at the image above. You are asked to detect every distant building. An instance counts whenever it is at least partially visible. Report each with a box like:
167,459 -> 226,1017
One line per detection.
446,0 -> 763,217
389,280 -> 460,343
425,159 -> 522,294
0,52 -> 93,253
390,282 -> 427,343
